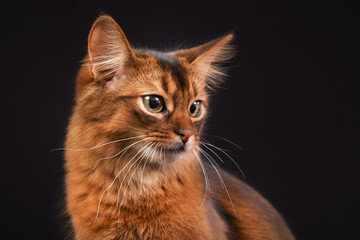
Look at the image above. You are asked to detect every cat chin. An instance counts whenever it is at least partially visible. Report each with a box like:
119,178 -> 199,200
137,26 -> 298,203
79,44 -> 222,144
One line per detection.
160,143 -> 194,162
165,144 -> 186,153
138,143 -> 193,165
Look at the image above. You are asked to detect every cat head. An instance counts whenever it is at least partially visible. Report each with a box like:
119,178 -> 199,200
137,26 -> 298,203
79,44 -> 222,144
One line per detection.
73,15 -> 234,164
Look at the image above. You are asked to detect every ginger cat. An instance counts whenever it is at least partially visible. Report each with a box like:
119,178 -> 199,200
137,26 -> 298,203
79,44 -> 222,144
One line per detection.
64,15 -> 294,240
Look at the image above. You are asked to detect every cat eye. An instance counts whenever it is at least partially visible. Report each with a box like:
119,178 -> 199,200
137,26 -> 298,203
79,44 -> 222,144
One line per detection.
189,101 -> 201,117
142,95 -> 164,113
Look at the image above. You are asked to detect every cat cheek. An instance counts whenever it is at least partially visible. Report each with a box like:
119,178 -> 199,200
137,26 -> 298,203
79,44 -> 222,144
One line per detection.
192,121 -> 204,133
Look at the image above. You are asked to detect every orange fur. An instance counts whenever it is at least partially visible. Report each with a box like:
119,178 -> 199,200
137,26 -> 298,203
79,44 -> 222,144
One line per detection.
64,15 -> 294,240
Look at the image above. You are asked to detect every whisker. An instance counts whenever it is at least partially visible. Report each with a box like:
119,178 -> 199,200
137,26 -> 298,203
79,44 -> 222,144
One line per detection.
140,142 -> 160,195
200,142 -> 224,164
91,137 -> 152,170
99,137 -> 152,160
116,142 -> 154,207
196,146 -> 237,217
124,144 -> 154,195
192,149 -> 210,190
117,142 -> 155,220
192,149 -> 210,209
114,137 -> 153,166
199,146 -> 223,171
203,135 -> 243,151
94,142 -> 151,223
53,135 -> 147,152
201,141 -> 246,180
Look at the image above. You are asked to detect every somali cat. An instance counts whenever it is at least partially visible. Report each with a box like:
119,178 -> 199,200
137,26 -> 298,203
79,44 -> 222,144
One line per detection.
64,15 -> 294,240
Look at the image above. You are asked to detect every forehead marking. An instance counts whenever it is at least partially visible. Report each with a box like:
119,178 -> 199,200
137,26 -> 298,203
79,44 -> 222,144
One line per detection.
149,50 -> 189,90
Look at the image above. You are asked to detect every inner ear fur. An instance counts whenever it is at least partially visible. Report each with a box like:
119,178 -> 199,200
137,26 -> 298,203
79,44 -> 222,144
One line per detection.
87,15 -> 135,83
174,33 -> 235,89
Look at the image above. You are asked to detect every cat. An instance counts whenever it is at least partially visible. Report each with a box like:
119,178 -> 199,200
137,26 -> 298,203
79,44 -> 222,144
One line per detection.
64,15 -> 295,240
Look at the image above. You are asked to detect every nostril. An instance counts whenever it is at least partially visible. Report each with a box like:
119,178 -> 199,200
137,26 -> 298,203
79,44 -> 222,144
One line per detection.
176,129 -> 194,144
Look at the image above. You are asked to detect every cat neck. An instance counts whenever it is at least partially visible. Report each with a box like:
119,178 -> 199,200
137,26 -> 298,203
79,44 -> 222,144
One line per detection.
98,150 -> 202,198
65,144 -> 205,207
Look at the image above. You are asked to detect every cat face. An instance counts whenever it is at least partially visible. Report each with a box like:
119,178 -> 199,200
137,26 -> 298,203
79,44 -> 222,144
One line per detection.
74,15 -> 234,164
123,52 -> 208,153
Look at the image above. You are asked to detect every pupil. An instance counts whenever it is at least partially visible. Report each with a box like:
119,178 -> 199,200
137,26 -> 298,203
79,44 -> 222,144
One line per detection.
149,97 -> 160,109
190,103 -> 197,113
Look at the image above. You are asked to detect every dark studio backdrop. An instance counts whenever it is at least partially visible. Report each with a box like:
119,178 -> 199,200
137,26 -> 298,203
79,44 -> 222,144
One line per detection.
1,1 -> 358,239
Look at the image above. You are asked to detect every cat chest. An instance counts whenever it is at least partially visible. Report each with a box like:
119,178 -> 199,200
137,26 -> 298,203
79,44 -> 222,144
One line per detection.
87,196 -> 218,240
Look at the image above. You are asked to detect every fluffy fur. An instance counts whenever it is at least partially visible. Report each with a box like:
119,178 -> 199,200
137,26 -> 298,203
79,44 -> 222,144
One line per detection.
64,15 -> 294,240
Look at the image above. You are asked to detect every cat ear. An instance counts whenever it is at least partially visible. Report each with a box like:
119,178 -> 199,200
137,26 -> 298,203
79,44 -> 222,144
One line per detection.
174,33 -> 235,89
87,15 -> 135,84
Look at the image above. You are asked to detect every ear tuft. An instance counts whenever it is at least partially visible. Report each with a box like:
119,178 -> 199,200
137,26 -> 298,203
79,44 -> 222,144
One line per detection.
87,15 -> 134,83
174,33 -> 235,90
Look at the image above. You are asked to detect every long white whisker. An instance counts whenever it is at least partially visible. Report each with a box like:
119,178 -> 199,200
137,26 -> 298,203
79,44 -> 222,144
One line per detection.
216,136 -> 243,151
91,137 -> 152,170
116,142 -> 153,207
100,138 -> 151,161
202,138 -> 229,152
117,142 -> 155,220
53,135 -> 147,152
199,146 -> 223,171
200,142 -> 224,164
115,137 -> 154,166
201,141 -> 246,180
94,142 -> 151,223
203,135 -> 243,151
197,146 -> 237,217
140,142 -> 160,195
192,149 -> 210,190
192,149 -> 210,209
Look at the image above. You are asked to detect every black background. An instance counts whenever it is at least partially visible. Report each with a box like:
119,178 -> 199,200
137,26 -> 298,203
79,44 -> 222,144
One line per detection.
1,1 -> 358,239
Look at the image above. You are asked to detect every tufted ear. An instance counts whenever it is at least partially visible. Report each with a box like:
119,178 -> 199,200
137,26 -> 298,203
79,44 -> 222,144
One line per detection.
174,33 -> 235,89
87,15 -> 135,84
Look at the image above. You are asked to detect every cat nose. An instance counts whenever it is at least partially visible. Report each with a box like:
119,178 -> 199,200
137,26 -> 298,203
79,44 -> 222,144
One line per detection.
175,129 -> 194,144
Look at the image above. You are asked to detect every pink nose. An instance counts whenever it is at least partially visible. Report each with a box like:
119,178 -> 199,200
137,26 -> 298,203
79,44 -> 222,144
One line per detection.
176,129 -> 194,144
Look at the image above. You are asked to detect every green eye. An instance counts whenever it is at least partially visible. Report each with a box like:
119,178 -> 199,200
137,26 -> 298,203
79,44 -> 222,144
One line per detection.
143,95 -> 164,113
189,101 -> 201,117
